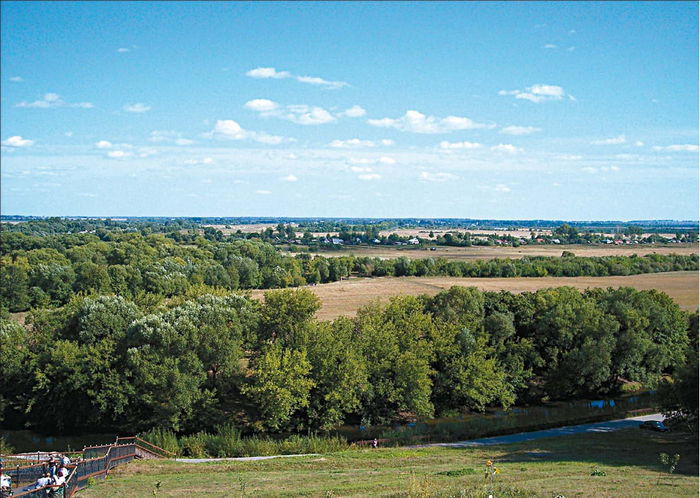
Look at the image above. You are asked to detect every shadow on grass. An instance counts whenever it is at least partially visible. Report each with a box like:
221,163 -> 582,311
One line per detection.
446,428 -> 699,476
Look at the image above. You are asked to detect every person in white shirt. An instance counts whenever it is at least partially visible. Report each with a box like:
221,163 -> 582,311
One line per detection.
53,473 -> 66,486
60,454 -> 70,466
35,473 -> 52,489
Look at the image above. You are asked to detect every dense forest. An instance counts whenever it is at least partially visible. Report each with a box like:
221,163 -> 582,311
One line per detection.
1,222 -> 697,439
1,229 -> 697,313
1,285 -> 696,436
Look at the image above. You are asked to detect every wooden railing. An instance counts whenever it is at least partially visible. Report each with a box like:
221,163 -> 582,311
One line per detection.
4,436 -> 173,497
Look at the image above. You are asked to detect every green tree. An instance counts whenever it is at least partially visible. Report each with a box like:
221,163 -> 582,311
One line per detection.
242,344 -> 314,432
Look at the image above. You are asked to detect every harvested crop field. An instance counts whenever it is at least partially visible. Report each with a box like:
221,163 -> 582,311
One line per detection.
307,244 -> 698,261
252,271 -> 698,321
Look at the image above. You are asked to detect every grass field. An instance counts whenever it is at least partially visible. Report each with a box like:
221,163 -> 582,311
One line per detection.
252,271 -> 699,321
303,244 -> 698,262
82,429 -> 698,497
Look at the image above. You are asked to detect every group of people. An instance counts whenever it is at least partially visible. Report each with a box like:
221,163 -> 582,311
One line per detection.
31,453 -> 72,494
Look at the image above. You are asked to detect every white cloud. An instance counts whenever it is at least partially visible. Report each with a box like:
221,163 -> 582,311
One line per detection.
348,156 -> 396,166
117,47 -> 130,53
556,154 -> 582,160
350,166 -> 373,173
2,136 -> 34,147
491,144 -> 521,153
635,140 -> 645,147
149,130 -> 194,145
419,171 -> 458,182
208,119 -> 292,144
246,67 -> 291,79
10,76 -> 23,82
339,105 -> 366,117
499,84 -> 574,103
500,125 -> 541,135
255,190 -> 272,195
652,144 -> 699,152
184,157 -> 214,165
591,135 -> 626,145
245,67 -> 348,88
358,173 -> 381,181
296,75 -> 348,89
439,140 -> 482,149
581,167 -> 598,174
281,174 -> 298,182
368,110 -> 492,133
212,120 -> 248,140
95,140 -> 114,149
329,138 -> 393,148
16,93 -> 94,109
544,44 -> 557,49
244,99 -> 279,112
123,103 -> 151,113
494,184 -> 511,192
107,150 -> 131,159
248,102 -> 336,125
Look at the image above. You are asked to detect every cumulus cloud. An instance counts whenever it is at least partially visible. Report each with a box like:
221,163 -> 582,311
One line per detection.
328,137 -> 393,148
499,84 -> 574,103
591,135 -> 626,145
439,140 -> 482,150
419,171 -> 458,182
245,100 -> 336,125
123,103 -> 151,113
339,105 -> 366,118
368,110 -> 492,134
10,76 -> 23,82
490,144 -> 521,153
652,144 -> 699,152
208,119 -> 293,144
348,156 -> 396,166
358,173 -> 381,181
2,136 -> 34,147
107,150 -> 131,159
279,105 -> 336,125
95,140 -> 114,149
246,67 -> 291,79
184,157 -> 214,165
500,125 -> 541,135
556,154 -> 583,160
244,99 -> 279,112
494,184 -> 511,192
149,130 -> 194,145
635,141 -> 645,147
117,47 -> 130,53
16,93 -> 94,109
245,67 -> 348,88
281,174 -> 298,182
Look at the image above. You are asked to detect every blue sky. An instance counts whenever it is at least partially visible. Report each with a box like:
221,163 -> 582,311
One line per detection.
1,1 -> 698,220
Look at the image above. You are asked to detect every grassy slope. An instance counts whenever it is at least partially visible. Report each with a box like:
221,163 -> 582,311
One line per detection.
83,429 -> 698,497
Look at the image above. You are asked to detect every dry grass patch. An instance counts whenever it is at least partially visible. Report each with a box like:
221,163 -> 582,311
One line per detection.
252,271 -> 698,321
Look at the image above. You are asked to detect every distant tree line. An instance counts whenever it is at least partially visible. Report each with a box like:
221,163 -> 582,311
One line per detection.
1,285 -> 695,436
1,230 -> 697,313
